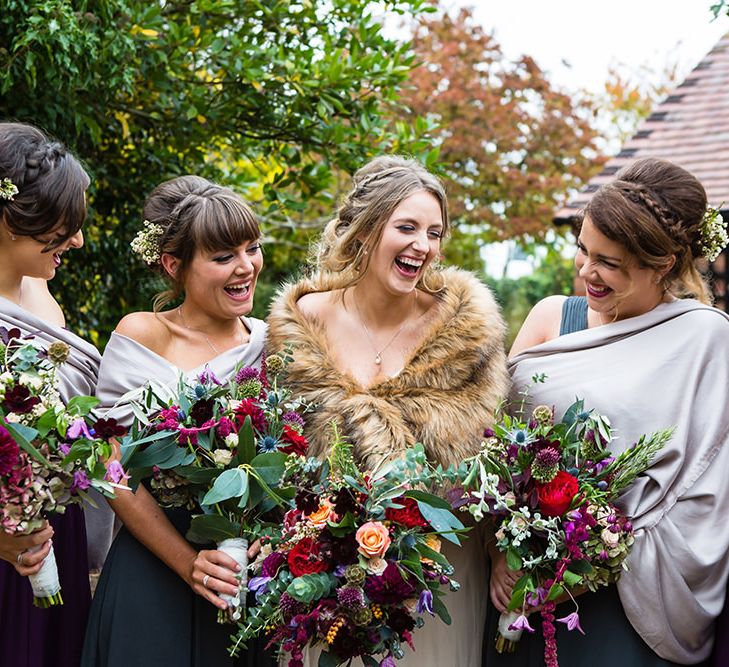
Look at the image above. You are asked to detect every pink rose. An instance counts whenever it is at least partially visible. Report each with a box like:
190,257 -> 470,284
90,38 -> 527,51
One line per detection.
355,521 -> 391,558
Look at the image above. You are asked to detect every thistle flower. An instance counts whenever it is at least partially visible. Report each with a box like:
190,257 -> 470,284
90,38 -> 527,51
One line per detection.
531,446 -> 561,483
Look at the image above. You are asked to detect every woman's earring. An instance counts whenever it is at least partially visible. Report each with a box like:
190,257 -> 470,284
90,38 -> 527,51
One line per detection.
10,234 -> 16,241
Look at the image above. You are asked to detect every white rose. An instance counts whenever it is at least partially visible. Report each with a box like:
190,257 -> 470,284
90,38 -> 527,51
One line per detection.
0,372 -> 13,384
601,527 -> 620,547
224,433 -> 239,450
365,556 -> 388,576
19,373 -> 43,391
212,449 -> 234,466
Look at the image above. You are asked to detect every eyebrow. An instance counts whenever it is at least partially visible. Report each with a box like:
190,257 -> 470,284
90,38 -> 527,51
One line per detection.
577,238 -> 621,263
391,216 -> 443,229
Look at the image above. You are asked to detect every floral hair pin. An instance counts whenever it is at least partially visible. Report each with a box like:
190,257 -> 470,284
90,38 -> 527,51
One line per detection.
130,219 -> 165,265
700,204 -> 728,262
0,178 -> 19,201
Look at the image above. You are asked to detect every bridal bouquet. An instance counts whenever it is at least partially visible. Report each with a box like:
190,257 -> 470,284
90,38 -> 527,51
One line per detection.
461,397 -> 672,667
121,353 -> 307,622
230,430 -> 465,667
0,327 -> 125,607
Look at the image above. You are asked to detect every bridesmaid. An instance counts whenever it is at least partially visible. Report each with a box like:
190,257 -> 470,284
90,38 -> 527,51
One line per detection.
0,122 -> 100,667
81,175 -> 275,666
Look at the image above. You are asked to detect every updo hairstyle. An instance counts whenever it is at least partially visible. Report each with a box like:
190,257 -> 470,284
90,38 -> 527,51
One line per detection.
584,157 -> 712,304
316,155 -> 449,293
142,175 -> 260,311
0,122 -> 89,250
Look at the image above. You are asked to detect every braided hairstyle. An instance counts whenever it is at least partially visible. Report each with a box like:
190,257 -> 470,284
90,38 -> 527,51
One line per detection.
315,155 -> 449,293
584,157 -> 711,304
142,175 -> 260,311
0,122 -> 89,251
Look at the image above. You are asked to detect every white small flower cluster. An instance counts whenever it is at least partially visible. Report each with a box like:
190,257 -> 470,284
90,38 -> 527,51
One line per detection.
700,206 -> 728,262
130,219 -> 165,265
0,177 -> 18,201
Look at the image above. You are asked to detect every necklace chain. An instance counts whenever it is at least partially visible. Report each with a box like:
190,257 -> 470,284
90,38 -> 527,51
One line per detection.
178,305 -> 243,356
353,292 -> 419,366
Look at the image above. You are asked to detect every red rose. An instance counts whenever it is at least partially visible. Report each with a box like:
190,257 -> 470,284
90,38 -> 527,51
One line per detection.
279,425 -> 308,456
537,470 -> 579,517
385,497 -> 429,528
287,537 -> 329,577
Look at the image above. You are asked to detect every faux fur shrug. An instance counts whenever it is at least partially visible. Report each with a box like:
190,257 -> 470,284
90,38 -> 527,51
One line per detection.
266,267 -> 509,471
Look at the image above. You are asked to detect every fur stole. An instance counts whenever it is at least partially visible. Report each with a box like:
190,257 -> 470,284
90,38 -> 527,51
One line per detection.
266,267 -> 509,470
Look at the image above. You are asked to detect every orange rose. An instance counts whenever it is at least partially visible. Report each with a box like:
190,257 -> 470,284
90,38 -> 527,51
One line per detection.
306,500 -> 335,528
421,534 -> 442,564
355,521 -> 391,558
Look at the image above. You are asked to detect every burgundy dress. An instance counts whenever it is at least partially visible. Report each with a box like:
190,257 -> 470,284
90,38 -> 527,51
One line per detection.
0,508 -> 91,667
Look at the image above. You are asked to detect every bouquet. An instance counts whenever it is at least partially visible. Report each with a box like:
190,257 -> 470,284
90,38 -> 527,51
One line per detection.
462,394 -> 672,667
0,327 -> 125,606
121,353 -> 307,622
232,429 -> 466,667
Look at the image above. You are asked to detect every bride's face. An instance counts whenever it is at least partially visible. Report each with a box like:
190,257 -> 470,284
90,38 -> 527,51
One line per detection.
1,222 -> 84,281
182,239 -> 263,319
362,190 -> 443,297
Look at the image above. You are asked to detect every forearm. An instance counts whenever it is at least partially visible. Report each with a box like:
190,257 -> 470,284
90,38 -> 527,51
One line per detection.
109,484 -> 196,586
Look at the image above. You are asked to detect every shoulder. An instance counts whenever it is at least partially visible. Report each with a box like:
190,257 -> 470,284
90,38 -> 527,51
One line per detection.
509,295 -> 567,358
437,268 -> 505,340
296,290 -> 338,322
114,311 -> 171,349
22,278 -> 65,326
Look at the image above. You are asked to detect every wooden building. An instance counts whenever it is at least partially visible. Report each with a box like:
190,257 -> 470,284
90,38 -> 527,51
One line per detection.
554,33 -> 729,310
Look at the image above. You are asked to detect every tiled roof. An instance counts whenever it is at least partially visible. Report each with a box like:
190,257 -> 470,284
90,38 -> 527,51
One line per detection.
554,32 -> 729,222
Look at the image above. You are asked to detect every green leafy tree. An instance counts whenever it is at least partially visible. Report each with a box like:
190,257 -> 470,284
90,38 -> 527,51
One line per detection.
400,6 -> 605,271
0,0 -> 435,344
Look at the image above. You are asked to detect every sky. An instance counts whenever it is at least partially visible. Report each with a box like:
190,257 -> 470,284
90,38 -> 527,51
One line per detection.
450,0 -> 728,95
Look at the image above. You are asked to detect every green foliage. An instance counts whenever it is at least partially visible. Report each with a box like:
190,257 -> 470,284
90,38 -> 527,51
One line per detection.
483,244 -> 576,348
0,0 -> 435,345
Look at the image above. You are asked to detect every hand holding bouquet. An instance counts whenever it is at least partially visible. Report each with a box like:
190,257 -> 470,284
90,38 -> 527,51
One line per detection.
0,327 -> 125,606
232,428 -> 466,667
462,397 -> 672,667
121,353 -> 307,622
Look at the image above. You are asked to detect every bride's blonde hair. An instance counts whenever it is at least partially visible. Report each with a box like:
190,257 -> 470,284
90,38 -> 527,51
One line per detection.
315,155 -> 449,292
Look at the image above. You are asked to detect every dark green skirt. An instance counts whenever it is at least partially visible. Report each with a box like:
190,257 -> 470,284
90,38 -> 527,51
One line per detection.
81,507 -> 275,667
482,585 -> 698,667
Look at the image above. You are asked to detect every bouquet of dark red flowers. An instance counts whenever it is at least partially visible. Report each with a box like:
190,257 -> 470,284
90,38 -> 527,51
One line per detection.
461,395 -> 672,667
121,353 -> 307,622
0,327 -> 125,607
230,429 -> 465,666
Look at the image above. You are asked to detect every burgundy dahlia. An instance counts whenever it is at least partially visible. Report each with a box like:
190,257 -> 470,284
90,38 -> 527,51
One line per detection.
0,426 -> 20,476
364,562 -> 416,604
3,385 -> 40,414
387,606 -> 416,635
93,417 -> 126,440
261,551 -> 287,578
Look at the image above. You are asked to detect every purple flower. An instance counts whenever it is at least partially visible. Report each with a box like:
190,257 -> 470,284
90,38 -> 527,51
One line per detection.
380,656 -> 397,667
58,442 -> 71,455
67,418 -> 92,440
248,576 -> 271,600
557,611 -> 585,635
508,614 -> 535,633
198,368 -> 222,386
71,470 -> 91,493
235,366 -> 260,384
417,589 -> 434,616
0,426 -> 20,476
261,551 -> 287,578
282,411 -> 305,428
104,460 -> 129,485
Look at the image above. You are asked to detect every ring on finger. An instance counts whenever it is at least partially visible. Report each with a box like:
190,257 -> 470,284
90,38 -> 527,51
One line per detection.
203,574 -> 210,589
16,552 -> 24,565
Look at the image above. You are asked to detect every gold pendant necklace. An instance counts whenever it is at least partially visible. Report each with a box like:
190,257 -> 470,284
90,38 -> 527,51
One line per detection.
353,292 -> 418,366
178,305 -> 243,356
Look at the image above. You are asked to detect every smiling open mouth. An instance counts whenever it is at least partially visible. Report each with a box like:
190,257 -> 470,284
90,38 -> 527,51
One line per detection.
394,256 -> 423,277
224,283 -> 251,299
586,283 -> 612,298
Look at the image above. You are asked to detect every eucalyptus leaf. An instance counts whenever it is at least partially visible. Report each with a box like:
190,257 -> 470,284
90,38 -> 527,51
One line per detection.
201,468 -> 248,505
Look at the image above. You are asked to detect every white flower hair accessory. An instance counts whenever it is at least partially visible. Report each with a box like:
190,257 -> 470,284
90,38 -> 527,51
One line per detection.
0,178 -> 19,201
130,219 -> 165,265
699,205 -> 728,262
